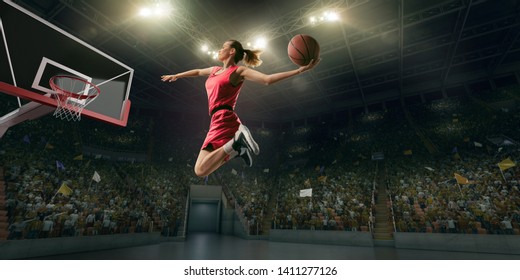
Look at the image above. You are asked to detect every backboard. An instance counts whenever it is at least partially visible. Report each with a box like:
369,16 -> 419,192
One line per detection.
0,0 -> 133,137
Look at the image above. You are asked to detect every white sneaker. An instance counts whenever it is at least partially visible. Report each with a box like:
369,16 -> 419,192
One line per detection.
237,146 -> 253,167
236,124 -> 259,155
232,132 -> 254,167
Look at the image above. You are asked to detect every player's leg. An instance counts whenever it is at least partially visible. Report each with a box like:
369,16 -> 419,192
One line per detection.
194,142 -> 254,177
194,148 -> 228,177
194,126 -> 257,177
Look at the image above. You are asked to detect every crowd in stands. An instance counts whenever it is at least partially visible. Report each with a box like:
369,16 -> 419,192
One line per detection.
388,94 -> 520,234
272,162 -> 374,232
387,152 -> 520,234
1,115 -> 190,240
80,118 -> 152,152
1,85 -> 519,241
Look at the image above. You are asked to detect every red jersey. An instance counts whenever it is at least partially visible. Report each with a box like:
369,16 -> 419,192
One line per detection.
201,65 -> 243,151
205,65 -> 243,115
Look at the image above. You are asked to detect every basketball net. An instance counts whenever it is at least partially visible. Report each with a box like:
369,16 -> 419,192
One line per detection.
49,75 -> 100,121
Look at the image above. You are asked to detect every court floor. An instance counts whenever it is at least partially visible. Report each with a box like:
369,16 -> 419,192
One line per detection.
29,233 -> 520,260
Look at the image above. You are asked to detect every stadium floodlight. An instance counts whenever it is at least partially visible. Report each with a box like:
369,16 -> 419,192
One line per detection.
139,7 -> 152,17
255,37 -> 267,49
246,37 -> 268,51
138,2 -> 173,18
324,11 -> 339,22
309,10 -> 340,25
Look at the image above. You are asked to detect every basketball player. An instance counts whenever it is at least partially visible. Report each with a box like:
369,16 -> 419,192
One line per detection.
161,39 -> 319,177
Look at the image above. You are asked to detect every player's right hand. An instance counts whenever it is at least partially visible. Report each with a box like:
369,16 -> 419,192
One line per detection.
161,75 -> 178,82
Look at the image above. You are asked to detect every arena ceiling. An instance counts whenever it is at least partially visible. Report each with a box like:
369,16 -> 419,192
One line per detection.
14,0 -> 520,122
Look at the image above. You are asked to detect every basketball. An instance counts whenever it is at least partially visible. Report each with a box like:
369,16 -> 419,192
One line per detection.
287,34 -> 320,66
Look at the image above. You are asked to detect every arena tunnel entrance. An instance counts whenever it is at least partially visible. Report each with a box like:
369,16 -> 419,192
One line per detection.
187,185 -> 222,234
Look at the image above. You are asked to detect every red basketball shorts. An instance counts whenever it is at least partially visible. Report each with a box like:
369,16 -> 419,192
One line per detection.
201,110 -> 240,151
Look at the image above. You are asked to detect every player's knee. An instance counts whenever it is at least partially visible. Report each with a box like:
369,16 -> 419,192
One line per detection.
194,165 -> 208,178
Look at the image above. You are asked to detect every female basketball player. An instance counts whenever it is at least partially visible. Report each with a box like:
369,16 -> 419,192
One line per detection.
161,39 -> 319,177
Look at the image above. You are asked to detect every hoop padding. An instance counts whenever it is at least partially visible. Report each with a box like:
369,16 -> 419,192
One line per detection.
49,75 -> 100,121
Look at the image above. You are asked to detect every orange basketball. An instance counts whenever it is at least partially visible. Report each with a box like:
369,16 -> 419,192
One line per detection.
287,34 -> 320,66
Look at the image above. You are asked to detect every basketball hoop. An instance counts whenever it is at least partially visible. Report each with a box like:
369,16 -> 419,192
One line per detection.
49,75 -> 100,121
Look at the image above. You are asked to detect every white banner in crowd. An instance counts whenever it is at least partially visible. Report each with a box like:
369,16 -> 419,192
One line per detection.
299,188 -> 312,197
92,171 -> 101,183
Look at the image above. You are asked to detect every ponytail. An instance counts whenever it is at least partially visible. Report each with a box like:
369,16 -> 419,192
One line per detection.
243,49 -> 263,67
228,40 -> 263,67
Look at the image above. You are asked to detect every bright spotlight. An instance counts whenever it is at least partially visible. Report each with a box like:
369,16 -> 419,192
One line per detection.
309,10 -> 340,25
254,37 -> 267,49
201,45 -> 209,52
139,2 -> 173,18
324,11 -> 339,21
139,7 -> 152,17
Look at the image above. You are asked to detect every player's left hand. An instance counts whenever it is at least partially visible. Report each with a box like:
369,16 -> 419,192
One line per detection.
298,58 -> 321,73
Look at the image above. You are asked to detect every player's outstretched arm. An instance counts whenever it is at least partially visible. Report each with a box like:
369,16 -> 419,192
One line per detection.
239,58 -> 320,86
161,67 -> 213,82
